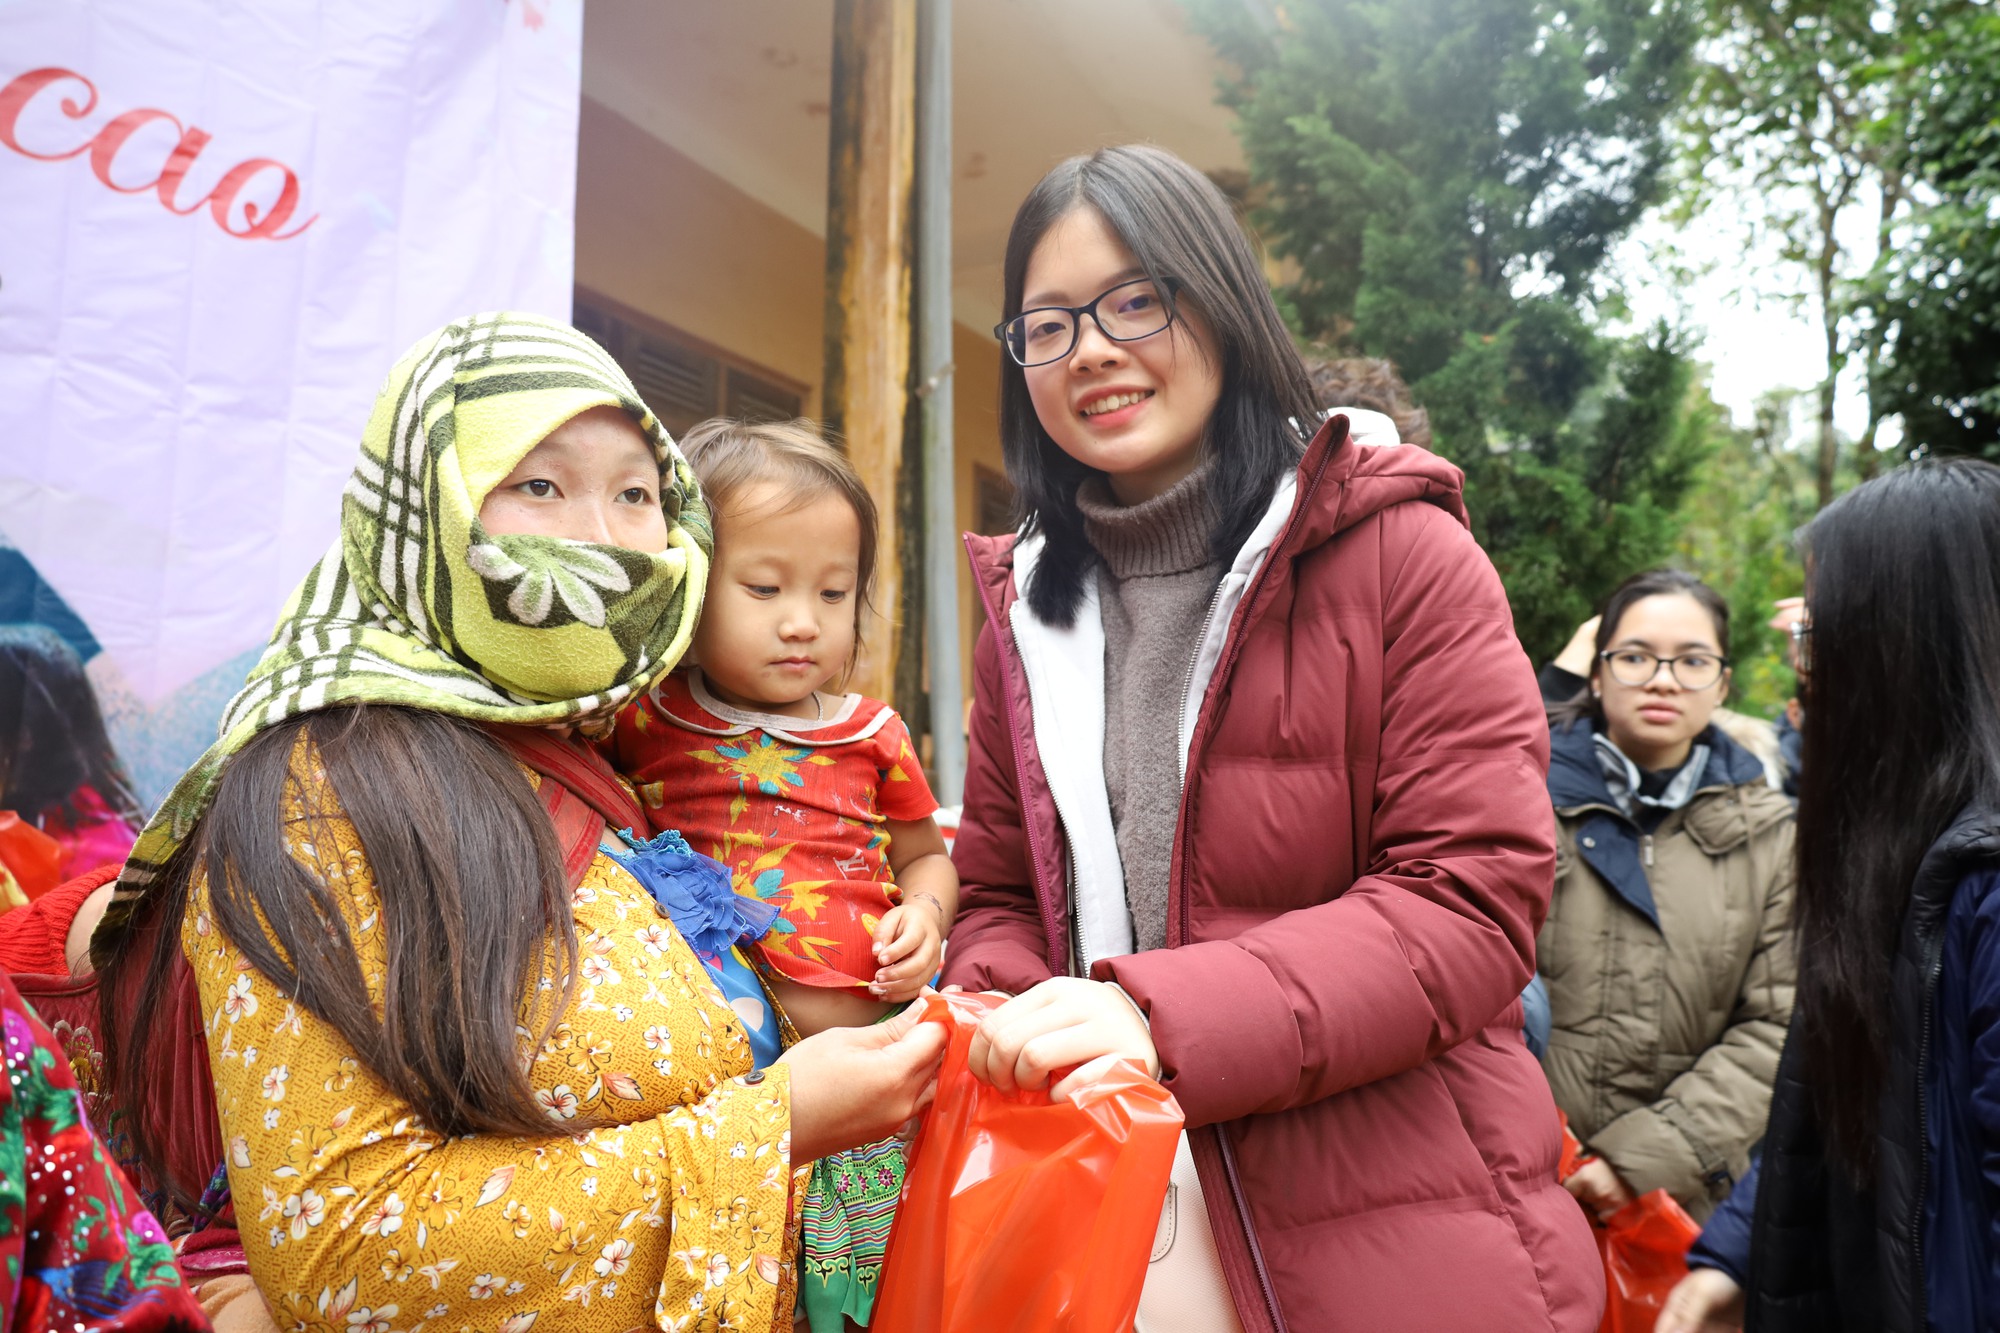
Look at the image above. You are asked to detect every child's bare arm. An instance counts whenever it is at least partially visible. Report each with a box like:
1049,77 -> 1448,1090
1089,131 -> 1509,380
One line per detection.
872,817 -> 959,1000
886,815 -> 958,925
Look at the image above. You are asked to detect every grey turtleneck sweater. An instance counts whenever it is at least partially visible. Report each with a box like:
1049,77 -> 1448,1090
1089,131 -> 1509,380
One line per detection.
1077,462 -> 1226,954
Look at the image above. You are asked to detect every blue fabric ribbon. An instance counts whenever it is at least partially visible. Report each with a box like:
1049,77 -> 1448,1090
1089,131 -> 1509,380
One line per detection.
609,828 -> 786,1070
611,827 -> 782,961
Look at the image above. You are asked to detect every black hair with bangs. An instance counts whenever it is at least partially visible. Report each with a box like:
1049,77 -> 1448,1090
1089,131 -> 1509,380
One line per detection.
998,144 -> 1320,626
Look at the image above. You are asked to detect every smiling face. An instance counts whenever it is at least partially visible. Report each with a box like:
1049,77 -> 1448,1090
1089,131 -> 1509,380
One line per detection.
693,482 -> 861,718
477,405 -> 669,553
1594,592 -> 1731,772
1019,206 -> 1225,505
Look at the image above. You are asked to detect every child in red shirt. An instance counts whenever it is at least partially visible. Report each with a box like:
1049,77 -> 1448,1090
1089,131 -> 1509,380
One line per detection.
604,418 -> 959,1333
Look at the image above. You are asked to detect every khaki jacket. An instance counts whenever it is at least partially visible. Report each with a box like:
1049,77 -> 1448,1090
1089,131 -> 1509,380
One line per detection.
1538,722 -> 1796,1220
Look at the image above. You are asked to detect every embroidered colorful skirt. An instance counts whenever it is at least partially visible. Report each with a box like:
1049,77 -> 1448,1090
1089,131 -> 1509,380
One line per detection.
801,1133 -> 908,1331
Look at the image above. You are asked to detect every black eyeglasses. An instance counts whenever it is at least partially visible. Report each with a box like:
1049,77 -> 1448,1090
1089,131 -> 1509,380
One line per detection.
1598,648 -> 1730,691
1790,620 -> 1812,675
994,277 -> 1178,368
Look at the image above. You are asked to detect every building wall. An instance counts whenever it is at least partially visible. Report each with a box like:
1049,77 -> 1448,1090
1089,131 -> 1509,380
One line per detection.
576,98 -> 827,418
575,97 -> 1008,704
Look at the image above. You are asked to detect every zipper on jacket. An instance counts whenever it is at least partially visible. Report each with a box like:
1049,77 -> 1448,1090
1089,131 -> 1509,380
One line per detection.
1642,834 -> 1655,868
1053,807 -> 1100,970
1216,1126 -> 1287,1333
1069,877 -> 1087,977
1041,759 -> 1101,973
1164,447 -> 1334,1333
1176,580 -> 1232,786
1908,921 -> 1945,1328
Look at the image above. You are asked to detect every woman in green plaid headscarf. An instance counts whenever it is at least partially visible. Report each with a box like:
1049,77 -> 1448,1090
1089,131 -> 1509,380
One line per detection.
86,312 -> 945,1333
108,310 -> 712,922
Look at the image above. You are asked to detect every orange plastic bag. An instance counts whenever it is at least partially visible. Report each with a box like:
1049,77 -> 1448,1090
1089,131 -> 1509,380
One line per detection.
1558,1114 -> 1702,1333
1596,1190 -> 1703,1333
872,990 -> 1184,1333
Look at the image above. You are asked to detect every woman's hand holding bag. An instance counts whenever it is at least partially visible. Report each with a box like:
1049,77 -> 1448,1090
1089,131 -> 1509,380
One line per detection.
1559,1112 -> 1704,1332
964,975 -> 1160,1101
874,990 -> 1182,1333
779,1001 -> 948,1162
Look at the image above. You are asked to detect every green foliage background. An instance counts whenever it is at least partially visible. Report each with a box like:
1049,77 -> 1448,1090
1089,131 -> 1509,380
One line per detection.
1182,0 -> 1718,662
1179,0 -> 2000,713
1671,390 -> 1813,713
1877,2 -> 2000,455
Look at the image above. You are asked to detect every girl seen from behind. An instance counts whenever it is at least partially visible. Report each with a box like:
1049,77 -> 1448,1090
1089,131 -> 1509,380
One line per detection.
0,625 -> 142,897
1665,459 -> 2000,1333
943,143 -> 1600,1331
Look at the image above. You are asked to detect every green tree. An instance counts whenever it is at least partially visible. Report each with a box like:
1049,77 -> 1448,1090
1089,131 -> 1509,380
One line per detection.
1673,386 -> 1814,715
1681,0 -> 1920,501
1478,325 -> 1713,658
1182,0 -> 1706,658
1875,1 -> 2000,455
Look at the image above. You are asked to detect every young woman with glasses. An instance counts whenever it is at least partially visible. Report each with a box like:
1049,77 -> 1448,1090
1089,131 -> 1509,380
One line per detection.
941,144 -> 1600,1332
1536,570 -> 1795,1237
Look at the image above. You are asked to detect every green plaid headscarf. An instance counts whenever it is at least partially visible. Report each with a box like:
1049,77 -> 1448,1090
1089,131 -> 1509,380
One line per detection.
102,311 -> 711,944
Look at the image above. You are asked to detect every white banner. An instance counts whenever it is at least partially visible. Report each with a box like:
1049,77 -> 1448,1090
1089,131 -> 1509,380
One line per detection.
0,0 -> 581,801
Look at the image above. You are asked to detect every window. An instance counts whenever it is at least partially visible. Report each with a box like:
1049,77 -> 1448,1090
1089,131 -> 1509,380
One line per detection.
573,293 -> 805,436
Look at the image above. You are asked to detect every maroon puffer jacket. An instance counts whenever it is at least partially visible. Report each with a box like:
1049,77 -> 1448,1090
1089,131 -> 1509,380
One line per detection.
945,417 -> 1602,1332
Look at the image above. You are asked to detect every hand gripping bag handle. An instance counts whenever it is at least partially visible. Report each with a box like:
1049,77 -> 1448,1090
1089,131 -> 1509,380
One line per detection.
1557,1110 -> 1701,1333
873,990 -> 1184,1333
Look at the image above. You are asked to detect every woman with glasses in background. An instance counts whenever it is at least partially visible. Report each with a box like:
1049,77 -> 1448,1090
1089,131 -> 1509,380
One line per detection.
942,144 -> 1599,1332
1538,569 -> 1795,1229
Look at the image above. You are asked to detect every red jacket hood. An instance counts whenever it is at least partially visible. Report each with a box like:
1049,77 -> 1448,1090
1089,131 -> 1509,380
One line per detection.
966,414 -> 1470,611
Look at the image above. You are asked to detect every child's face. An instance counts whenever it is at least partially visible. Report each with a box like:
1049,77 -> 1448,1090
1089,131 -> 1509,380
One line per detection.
694,481 -> 860,717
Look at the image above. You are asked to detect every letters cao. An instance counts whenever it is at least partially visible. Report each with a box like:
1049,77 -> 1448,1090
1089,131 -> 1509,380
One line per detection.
0,67 -> 317,240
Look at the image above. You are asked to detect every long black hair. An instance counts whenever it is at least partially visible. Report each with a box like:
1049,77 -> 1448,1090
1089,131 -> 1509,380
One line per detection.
1793,458 -> 2000,1177
1550,568 -> 1731,731
0,624 -> 142,828
998,145 -> 1320,626
100,704 -> 588,1210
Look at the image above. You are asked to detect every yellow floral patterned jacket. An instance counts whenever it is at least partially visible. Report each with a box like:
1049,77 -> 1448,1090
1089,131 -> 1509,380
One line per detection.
184,744 -> 802,1332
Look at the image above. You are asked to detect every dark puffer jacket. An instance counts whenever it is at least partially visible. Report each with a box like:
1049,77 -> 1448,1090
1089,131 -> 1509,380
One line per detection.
1743,804 -> 2000,1332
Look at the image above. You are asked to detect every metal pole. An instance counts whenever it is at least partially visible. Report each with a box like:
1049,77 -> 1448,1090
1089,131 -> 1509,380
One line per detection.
915,0 -> 963,804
